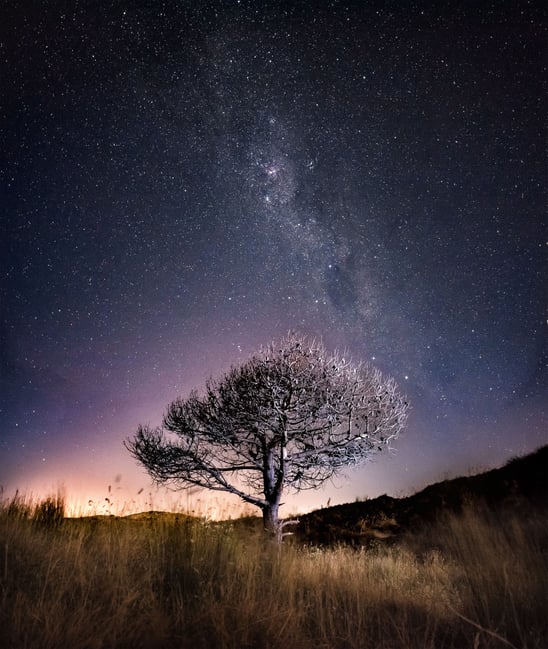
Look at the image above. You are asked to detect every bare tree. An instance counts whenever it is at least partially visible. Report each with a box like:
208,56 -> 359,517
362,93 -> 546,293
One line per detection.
126,333 -> 409,541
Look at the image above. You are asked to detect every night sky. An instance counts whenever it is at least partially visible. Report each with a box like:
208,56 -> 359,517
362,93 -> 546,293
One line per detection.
1,1 -> 546,517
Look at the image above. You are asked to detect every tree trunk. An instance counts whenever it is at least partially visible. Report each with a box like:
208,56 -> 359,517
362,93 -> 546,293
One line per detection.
262,502 -> 282,543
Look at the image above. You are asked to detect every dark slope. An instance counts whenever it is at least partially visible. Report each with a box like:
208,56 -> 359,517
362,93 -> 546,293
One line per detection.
294,445 -> 547,546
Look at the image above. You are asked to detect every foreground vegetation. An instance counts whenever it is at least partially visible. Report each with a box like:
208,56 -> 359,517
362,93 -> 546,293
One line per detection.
1,490 -> 546,649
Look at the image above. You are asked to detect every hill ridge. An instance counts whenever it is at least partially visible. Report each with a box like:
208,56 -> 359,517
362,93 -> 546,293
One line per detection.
294,445 -> 547,545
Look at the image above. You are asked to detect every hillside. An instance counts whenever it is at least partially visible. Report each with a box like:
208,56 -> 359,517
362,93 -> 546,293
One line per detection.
293,445 -> 547,546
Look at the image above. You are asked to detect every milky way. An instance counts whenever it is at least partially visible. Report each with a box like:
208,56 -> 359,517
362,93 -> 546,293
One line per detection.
1,1 -> 546,514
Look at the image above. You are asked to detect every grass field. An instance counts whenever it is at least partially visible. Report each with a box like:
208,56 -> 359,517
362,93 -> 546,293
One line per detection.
0,492 -> 546,649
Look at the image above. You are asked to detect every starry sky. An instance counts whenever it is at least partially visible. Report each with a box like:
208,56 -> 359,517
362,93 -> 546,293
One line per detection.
1,0 -> 546,517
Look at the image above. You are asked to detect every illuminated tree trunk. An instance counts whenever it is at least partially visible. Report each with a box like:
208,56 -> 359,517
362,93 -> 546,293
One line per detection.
262,501 -> 282,542
262,446 -> 283,542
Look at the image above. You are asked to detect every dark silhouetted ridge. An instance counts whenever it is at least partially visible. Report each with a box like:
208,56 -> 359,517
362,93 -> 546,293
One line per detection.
295,445 -> 547,546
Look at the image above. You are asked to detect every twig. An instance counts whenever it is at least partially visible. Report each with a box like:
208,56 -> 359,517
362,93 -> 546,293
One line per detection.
447,605 -> 520,649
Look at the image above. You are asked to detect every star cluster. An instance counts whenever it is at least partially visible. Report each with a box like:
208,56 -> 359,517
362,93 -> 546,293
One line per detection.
1,1 -> 546,513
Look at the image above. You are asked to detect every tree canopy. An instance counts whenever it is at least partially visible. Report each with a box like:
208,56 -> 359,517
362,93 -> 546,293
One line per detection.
126,333 -> 409,541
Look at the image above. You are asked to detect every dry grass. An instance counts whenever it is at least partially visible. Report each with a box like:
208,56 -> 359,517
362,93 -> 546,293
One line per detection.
0,492 -> 546,649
